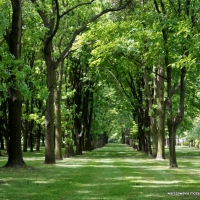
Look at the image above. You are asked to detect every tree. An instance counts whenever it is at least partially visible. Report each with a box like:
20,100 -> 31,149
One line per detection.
4,0 -> 25,167
152,0 -> 197,167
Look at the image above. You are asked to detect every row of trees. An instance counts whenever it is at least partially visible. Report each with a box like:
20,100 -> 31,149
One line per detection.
75,0 -> 200,167
0,0 -> 200,168
0,0 -> 132,166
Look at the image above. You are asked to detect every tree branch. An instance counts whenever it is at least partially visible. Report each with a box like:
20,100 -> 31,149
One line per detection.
127,71 -> 140,103
59,0 -> 95,19
174,67 -> 186,129
153,0 -> 160,13
45,0 -> 60,47
55,0 -> 131,67
171,83 -> 181,96
147,67 -> 167,80
108,63 -> 131,101
159,0 -> 166,14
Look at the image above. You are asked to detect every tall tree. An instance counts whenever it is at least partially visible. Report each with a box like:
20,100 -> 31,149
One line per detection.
153,0 -> 196,167
4,0 -> 25,167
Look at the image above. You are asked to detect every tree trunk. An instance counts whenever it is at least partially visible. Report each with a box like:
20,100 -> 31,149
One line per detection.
121,129 -> 126,144
71,59 -> 84,155
36,124 -> 41,151
144,106 -> 152,155
168,122 -> 177,167
0,134 -> 4,150
151,120 -> 158,158
29,98 -> 34,152
41,135 -> 45,146
23,100 -> 29,152
138,117 -> 145,151
0,112 -> 4,153
0,99 -> 7,151
4,0 -> 25,167
45,70 -> 55,163
173,67 -> 186,167
156,65 -> 165,160
3,102 -> 9,154
166,66 -> 186,167
44,41 -> 55,164
166,65 -> 177,167
84,91 -> 93,151
54,61 -> 64,160
75,121 -> 84,155
6,89 -> 25,167
144,67 -> 157,157
83,81 -> 93,151
82,90 -> 88,151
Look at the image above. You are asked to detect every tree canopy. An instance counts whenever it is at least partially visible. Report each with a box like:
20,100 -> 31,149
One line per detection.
0,0 -> 200,168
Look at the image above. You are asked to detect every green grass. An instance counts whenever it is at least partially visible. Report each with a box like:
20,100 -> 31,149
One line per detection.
0,143 -> 200,200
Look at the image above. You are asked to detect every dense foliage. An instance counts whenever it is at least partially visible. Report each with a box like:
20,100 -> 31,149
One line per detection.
0,0 -> 200,167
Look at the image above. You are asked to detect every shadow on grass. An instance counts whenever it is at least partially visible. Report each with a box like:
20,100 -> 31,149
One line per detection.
0,143 -> 200,200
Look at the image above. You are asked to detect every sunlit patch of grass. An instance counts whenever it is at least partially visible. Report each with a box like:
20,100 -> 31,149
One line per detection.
0,144 -> 200,199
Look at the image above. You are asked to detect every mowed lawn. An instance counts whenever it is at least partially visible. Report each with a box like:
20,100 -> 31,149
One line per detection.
0,143 -> 200,200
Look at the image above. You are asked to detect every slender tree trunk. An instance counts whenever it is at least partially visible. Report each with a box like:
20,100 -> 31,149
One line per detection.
45,68 -> 55,163
156,65 -> 165,160
41,135 -> 45,146
36,124 -> 41,151
137,78 -> 146,152
83,81 -> 94,151
168,122 -> 177,167
144,67 -> 158,157
36,101 -> 43,151
85,91 -> 93,150
44,41 -> 55,164
167,66 -> 186,167
166,65 -> 177,167
23,100 -> 29,152
151,118 -> 158,157
138,111 -> 145,151
0,134 -> 4,150
144,105 -> 152,155
29,98 -> 34,152
0,109 -> 4,152
0,98 -> 3,155
121,129 -> 126,144
2,100 -> 9,154
75,120 -> 84,155
54,61 -> 64,160
71,60 -> 84,155
82,92 -> 88,151
4,0 -> 25,167
0,99 -> 7,151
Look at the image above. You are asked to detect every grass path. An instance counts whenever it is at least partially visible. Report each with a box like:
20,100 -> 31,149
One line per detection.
0,143 -> 200,200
